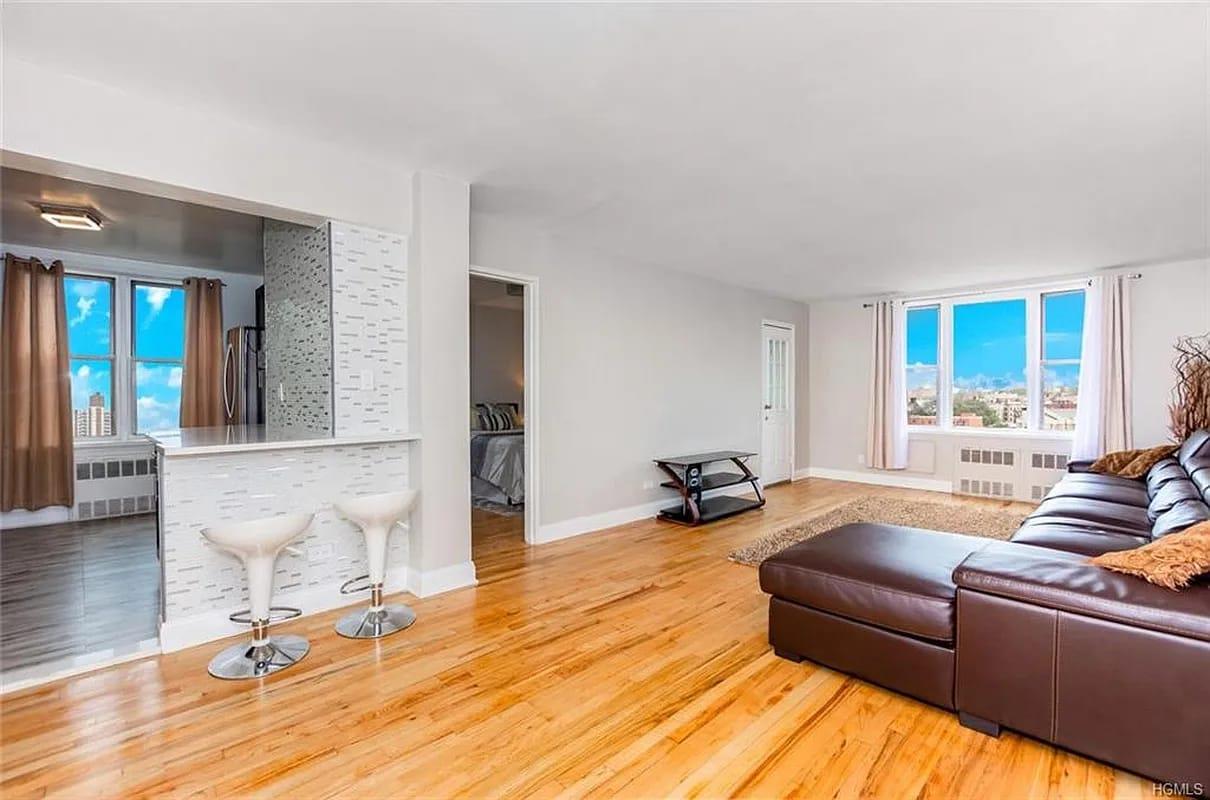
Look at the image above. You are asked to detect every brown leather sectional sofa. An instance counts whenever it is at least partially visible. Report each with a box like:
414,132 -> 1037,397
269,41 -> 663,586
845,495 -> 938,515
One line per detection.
760,429 -> 1210,790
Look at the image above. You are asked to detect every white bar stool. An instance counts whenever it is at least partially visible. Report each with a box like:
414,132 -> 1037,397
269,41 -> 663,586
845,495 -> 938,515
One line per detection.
334,490 -> 418,639
201,512 -> 313,679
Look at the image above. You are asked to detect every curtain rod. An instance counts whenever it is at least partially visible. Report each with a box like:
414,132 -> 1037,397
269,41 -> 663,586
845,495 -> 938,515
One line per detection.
861,273 -> 1142,308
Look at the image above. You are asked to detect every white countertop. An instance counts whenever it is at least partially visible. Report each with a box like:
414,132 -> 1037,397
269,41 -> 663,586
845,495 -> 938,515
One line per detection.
149,425 -> 421,457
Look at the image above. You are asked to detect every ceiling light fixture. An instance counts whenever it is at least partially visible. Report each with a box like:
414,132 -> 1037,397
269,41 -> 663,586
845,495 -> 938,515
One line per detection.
39,204 -> 103,231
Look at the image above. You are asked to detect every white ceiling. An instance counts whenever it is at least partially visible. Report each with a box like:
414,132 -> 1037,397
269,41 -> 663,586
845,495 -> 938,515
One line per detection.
1,168 -> 265,274
4,3 -> 1207,299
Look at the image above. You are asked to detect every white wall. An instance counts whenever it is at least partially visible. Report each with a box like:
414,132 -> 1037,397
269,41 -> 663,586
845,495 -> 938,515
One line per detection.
407,172 -> 474,594
807,257 -> 1210,489
472,214 -> 810,531
470,303 -> 524,410
1130,258 -> 1210,446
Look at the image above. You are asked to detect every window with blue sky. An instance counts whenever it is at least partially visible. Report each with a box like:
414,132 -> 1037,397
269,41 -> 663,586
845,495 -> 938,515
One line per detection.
64,275 -> 186,438
65,276 -> 115,438
133,283 -> 185,433
905,288 -> 1084,432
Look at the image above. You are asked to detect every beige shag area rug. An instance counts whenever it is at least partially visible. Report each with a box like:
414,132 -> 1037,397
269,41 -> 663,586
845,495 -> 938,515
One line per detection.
729,497 -> 1028,566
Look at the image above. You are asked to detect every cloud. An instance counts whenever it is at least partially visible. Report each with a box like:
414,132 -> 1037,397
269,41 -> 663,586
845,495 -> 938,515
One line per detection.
136,395 -> 179,432
168,366 -> 183,389
69,296 -> 96,327
140,286 -> 174,325
70,280 -> 102,298
76,364 -> 91,378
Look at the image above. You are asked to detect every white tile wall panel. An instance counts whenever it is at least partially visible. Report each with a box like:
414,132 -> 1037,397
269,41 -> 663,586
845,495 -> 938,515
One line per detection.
330,222 -> 408,436
159,442 -> 410,620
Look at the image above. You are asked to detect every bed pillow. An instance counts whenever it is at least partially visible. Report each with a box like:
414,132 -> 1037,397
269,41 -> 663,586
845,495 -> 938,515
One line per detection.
470,406 -> 483,431
475,404 -> 514,431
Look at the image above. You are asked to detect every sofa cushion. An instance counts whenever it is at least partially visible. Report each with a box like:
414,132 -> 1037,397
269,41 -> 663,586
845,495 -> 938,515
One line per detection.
1186,457 -> 1210,502
1177,429 -> 1210,467
1047,474 -> 1149,507
1029,496 -> 1153,534
1148,479 -> 1205,522
758,523 -> 989,644
1153,499 -> 1210,538
1146,458 -> 1189,496
1010,519 -> 1149,557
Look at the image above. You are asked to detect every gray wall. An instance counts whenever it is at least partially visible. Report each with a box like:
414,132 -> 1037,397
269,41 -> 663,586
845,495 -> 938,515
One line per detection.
807,257 -> 1210,479
470,303 -> 525,410
472,214 -> 810,526
263,220 -> 333,434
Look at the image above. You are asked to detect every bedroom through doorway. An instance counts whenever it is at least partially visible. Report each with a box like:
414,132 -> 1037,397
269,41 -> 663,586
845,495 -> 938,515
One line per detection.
469,272 -> 535,557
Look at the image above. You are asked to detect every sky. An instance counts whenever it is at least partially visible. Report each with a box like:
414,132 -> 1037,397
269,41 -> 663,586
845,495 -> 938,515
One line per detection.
906,290 -> 1084,391
66,276 -> 185,434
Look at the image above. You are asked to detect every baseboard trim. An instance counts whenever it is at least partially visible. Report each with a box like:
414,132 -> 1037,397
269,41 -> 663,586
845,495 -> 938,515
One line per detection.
535,484 -> 763,545
805,467 -> 953,494
406,560 -> 477,598
159,565 -> 410,653
791,468 -> 811,481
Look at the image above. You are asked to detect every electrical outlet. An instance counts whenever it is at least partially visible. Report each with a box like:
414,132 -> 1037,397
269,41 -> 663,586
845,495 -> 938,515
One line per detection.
642,480 -> 656,490
856,454 -> 866,466
307,542 -> 335,564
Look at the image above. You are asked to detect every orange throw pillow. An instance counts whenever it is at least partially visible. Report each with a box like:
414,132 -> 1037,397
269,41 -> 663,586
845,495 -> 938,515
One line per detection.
1091,521 -> 1210,590
1089,444 -> 1179,479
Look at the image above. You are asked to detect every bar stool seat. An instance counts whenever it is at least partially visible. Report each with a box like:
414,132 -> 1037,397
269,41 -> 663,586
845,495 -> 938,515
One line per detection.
201,512 -> 313,679
334,490 -> 418,639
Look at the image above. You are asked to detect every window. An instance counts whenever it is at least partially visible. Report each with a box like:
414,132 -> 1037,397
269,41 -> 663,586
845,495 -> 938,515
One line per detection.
63,271 -> 188,440
1041,290 -> 1084,431
906,306 -> 939,425
952,298 -> 1027,429
904,286 -> 1085,434
132,282 -> 186,433
65,276 -> 115,438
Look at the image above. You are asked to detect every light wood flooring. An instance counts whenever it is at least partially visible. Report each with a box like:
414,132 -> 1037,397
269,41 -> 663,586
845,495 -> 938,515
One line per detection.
0,480 -> 1157,798
0,516 -> 159,673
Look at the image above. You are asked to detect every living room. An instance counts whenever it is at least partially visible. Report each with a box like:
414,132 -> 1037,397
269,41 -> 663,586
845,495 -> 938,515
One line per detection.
1,3 -> 1208,798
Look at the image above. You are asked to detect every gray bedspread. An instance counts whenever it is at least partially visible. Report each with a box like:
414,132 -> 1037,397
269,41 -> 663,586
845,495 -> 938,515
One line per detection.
470,431 -> 525,503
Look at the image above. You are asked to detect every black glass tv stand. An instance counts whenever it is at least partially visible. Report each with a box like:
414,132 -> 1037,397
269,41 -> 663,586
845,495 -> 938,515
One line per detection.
653,450 -> 765,526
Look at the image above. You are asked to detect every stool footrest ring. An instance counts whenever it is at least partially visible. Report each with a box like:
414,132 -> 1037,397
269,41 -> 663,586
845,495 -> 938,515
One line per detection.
340,574 -> 373,595
228,606 -> 303,625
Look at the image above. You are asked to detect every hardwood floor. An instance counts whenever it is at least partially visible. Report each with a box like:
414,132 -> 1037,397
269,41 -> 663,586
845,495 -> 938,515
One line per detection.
0,516 -> 159,673
0,480 -> 1155,798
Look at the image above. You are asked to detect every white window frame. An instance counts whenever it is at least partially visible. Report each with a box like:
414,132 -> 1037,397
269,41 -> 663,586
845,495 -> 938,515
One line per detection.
64,268 -> 184,445
904,282 -> 1086,437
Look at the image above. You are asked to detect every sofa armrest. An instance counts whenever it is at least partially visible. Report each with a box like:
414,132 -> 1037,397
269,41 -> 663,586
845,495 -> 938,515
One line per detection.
1065,459 -> 1097,473
953,541 -> 1210,642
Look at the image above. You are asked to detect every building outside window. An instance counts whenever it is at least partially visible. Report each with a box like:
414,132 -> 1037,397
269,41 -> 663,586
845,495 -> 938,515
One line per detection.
904,285 -> 1085,433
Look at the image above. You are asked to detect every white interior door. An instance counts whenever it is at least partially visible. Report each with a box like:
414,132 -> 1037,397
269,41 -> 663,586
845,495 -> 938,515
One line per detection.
761,323 -> 794,486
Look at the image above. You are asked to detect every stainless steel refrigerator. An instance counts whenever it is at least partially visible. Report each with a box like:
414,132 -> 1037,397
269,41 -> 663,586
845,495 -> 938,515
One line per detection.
223,326 -> 265,425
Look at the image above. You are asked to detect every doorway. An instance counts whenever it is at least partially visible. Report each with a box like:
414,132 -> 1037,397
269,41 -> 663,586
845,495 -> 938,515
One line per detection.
761,321 -> 795,486
468,268 -> 539,561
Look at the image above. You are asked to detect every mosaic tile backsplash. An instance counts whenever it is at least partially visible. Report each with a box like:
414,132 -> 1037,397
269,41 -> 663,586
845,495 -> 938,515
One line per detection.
264,219 -> 333,434
330,222 -> 409,435
160,442 -> 410,620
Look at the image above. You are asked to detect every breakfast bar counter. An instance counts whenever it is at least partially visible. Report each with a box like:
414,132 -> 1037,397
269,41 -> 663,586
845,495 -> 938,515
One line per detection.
149,425 -> 419,652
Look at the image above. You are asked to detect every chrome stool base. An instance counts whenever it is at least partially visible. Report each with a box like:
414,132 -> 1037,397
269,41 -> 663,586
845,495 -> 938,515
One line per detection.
207,634 -> 310,680
335,604 -> 416,639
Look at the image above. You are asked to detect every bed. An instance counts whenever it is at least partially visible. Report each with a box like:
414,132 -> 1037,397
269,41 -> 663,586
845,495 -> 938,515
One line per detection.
470,430 -> 525,505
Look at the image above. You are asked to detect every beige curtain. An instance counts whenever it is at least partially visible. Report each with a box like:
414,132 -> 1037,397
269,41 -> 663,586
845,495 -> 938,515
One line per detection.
180,277 -> 225,428
1071,275 -> 1132,460
1,254 -> 75,511
866,300 -> 909,470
